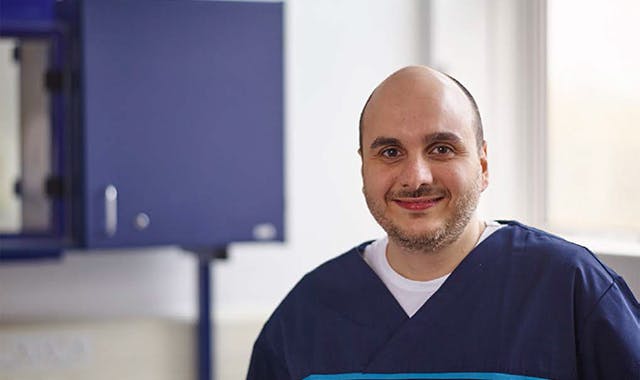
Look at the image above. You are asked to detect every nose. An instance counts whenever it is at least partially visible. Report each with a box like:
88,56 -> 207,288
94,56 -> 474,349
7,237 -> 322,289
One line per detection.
399,156 -> 433,189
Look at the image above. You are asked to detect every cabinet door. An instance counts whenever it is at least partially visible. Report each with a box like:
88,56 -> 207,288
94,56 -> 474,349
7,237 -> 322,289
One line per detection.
79,0 -> 283,248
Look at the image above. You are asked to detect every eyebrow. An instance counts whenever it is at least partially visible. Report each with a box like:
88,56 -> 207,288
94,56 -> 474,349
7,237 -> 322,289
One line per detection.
369,137 -> 401,150
424,132 -> 464,145
368,132 -> 464,150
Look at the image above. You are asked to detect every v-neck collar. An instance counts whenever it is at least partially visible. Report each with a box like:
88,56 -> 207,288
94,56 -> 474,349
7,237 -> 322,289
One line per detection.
342,221 -> 515,326
408,221 -> 514,323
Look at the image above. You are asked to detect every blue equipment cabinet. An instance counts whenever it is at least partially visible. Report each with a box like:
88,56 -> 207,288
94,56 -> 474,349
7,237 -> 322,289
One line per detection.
73,0 -> 284,249
0,0 -> 284,253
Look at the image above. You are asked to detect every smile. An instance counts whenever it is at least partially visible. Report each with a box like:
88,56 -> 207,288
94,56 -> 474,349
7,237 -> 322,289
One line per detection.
393,196 -> 444,211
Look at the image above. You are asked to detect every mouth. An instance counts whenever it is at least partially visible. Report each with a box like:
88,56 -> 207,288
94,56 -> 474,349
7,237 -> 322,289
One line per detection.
393,196 -> 445,211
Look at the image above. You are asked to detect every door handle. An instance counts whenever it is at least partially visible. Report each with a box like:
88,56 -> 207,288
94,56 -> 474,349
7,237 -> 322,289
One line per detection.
105,185 -> 118,237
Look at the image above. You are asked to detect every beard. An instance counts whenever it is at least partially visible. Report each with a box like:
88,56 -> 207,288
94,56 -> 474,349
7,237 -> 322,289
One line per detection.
364,174 -> 483,253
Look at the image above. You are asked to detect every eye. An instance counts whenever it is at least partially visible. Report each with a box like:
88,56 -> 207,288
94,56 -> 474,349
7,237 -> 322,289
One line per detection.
430,145 -> 454,156
381,147 -> 401,158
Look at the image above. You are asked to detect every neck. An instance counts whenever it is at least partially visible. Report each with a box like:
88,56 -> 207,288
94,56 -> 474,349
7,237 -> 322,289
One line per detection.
386,218 -> 485,281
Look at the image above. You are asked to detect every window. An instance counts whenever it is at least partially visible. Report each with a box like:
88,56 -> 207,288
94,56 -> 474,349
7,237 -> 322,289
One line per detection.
547,0 -> 640,235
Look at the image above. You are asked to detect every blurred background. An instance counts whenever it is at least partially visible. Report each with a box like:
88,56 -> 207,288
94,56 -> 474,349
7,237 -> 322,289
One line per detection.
1,0 -> 639,379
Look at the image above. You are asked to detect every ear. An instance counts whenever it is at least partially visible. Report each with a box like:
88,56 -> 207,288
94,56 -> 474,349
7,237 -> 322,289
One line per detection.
358,148 -> 365,191
479,141 -> 489,191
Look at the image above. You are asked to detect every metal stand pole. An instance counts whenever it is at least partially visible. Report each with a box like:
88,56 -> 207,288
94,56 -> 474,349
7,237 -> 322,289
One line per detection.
197,250 -> 216,380
190,246 -> 227,380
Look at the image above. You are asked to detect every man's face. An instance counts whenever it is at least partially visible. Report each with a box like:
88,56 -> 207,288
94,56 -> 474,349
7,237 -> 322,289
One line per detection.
360,70 -> 488,252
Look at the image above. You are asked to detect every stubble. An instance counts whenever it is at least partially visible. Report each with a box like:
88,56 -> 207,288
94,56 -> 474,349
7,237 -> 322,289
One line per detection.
364,173 -> 483,253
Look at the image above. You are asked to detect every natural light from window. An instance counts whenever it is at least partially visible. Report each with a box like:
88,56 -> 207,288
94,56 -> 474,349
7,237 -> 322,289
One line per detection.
547,0 -> 640,234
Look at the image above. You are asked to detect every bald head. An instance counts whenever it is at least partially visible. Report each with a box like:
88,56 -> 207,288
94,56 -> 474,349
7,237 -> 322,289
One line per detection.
359,66 -> 483,151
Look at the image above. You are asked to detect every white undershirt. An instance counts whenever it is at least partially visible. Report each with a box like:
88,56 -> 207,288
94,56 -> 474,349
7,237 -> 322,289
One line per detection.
362,221 -> 504,317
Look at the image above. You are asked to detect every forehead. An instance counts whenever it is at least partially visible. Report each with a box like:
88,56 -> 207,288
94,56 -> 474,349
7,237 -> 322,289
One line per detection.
361,71 -> 476,147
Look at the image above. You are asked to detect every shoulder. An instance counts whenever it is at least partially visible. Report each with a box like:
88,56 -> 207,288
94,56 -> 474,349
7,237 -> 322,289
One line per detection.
289,242 -> 371,300
499,220 -> 615,276
497,221 -> 627,314
258,242 -> 371,326
250,243 -> 374,370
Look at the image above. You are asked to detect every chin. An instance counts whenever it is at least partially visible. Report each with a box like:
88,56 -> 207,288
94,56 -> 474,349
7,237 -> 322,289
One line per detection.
399,213 -> 447,230
390,216 -> 441,233
403,225 -> 446,239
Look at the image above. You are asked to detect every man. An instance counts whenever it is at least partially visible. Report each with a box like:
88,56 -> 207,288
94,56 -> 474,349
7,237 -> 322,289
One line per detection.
247,66 -> 640,380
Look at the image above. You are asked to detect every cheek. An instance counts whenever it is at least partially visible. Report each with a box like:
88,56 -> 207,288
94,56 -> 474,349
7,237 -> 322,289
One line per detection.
363,167 -> 395,196
432,165 -> 478,191
431,164 -> 459,183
